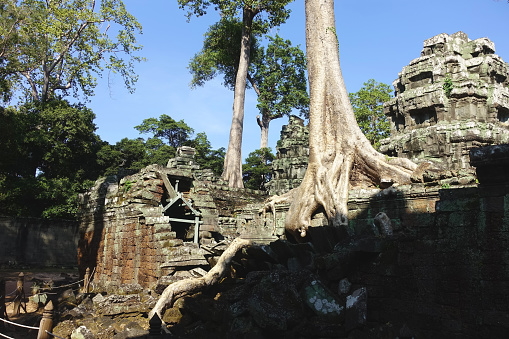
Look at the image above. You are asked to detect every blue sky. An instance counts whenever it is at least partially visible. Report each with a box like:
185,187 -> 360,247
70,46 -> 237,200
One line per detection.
88,0 -> 509,161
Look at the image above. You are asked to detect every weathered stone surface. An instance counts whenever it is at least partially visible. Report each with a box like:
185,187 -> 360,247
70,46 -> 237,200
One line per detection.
345,287 -> 368,332
94,294 -> 155,316
304,279 -> 343,317
380,32 -> 509,169
161,254 -> 209,268
71,326 -> 96,339
267,115 -> 309,195
373,212 -> 393,236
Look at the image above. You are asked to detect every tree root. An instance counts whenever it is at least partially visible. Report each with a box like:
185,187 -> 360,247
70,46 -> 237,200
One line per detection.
260,189 -> 297,235
149,237 -> 252,321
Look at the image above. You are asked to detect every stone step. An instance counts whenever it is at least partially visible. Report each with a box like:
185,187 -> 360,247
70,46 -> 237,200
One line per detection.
161,254 -> 209,268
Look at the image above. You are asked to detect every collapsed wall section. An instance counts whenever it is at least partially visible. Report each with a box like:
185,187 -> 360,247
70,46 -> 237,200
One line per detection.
77,161 -> 271,290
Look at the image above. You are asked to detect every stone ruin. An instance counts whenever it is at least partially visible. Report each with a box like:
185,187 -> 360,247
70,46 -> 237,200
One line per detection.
380,32 -> 509,169
77,146 -> 274,290
267,115 -> 309,196
68,32 -> 509,338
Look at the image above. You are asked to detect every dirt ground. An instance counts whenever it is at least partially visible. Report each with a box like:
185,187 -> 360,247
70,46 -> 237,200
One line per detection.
1,269 -> 79,338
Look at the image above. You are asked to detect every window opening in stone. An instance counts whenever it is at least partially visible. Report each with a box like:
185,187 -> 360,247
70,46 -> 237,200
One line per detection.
164,201 -> 194,241
409,71 -> 433,89
396,82 -> 405,95
498,107 -> 509,123
490,70 -> 506,84
410,108 -> 437,126
159,174 -> 201,243
392,113 -> 406,132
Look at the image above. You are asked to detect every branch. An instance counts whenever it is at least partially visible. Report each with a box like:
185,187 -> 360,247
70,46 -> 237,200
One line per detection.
47,21 -> 91,75
20,70 -> 40,101
54,82 -> 72,91
256,115 -> 263,128
0,18 -> 22,59
247,73 -> 260,96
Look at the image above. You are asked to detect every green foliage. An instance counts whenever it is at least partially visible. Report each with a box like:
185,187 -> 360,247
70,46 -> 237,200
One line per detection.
97,137 -> 151,176
135,114 -> 194,148
189,17 -> 260,90
0,0 -> 144,103
188,132 -> 226,176
178,0 -> 292,32
242,148 -> 275,190
123,179 -> 135,192
443,74 -> 454,98
441,183 -> 451,189
0,100 -> 102,219
252,35 -> 309,121
348,79 -> 392,150
189,19 -> 308,146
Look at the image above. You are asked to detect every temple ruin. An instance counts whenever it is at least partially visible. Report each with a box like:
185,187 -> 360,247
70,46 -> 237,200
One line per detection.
380,32 -> 509,169
69,32 -> 509,338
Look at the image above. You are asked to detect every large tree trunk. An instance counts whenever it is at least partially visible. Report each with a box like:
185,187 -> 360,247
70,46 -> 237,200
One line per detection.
222,8 -> 256,188
257,112 -> 271,149
284,0 -> 417,238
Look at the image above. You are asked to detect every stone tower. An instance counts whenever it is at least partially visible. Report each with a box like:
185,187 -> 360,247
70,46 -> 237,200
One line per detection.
380,32 -> 509,169
267,115 -> 309,196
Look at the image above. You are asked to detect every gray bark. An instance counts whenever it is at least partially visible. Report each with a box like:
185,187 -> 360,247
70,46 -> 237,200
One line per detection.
282,0 -> 417,238
222,8 -> 257,188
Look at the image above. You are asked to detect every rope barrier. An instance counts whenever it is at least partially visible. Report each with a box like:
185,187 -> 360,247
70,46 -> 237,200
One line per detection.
38,278 -> 84,291
5,290 -> 17,297
32,291 -> 57,297
0,317 -> 39,330
46,330 -> 66,339
0,332 -> 15,339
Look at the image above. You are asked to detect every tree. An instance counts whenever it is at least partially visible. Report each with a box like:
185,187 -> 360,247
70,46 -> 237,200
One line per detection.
135,115 -> 194,148
190,19 -> 308,151
150,0 -> 418,319
242,147 -> 275,190
251,35 -> 309,148
134,115 -> 225,175
0,0 -> 143,103
348,79 -> 392,150
188,18 -> 260,91
189,132 -> 226,176
179,0 -> 293,188
267,0 -> 417,239
0,100 -> 103,218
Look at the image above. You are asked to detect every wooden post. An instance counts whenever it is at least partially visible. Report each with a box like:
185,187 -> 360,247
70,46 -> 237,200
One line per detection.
148,313 -> 163,338
194,216 -> 200,244
36,300 -> 53,339
83,267 -> 90,293
0,279 -> 7,329
14,272 -> 26,315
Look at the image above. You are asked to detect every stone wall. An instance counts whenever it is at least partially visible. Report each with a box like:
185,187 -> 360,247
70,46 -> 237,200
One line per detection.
380,32 -> 509,169
0,216 -> 79,267
339,182 -> 509,337
75,142 -> 509,336
77,160 -> 271,290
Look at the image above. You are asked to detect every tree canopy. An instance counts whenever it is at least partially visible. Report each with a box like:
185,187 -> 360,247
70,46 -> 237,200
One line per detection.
348,79 -> 392,150
242,147 -> 275,190
188,17 -> 260,90
189,18 -> 308,149
0,0 -> 143,103
135,114 -> 195,149
251,35 -> 309,148
180,0 -> 294,188
0,100 -> 103,218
